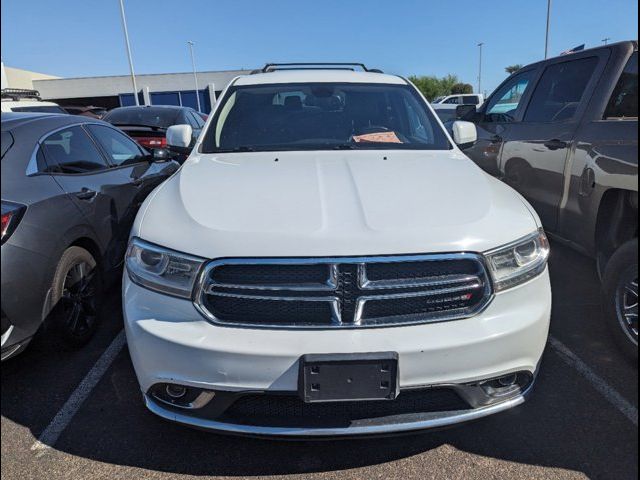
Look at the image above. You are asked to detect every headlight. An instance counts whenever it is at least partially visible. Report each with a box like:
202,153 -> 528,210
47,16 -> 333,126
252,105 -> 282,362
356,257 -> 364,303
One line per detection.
125,238 -> 205,298
484,229 -> 550,292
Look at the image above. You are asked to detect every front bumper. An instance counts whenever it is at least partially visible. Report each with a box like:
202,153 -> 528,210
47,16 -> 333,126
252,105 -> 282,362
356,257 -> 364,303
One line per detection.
123,268 -> 551,435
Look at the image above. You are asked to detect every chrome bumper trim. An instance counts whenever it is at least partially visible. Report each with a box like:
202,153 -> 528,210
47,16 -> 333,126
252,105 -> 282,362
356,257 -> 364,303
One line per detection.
143,383 -> 532,437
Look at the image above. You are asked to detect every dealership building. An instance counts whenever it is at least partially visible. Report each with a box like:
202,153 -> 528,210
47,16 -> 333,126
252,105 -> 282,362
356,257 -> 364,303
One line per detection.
2,63 -> 252,113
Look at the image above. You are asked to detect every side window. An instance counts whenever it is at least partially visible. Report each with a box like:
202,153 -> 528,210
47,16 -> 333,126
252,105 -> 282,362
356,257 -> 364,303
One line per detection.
605,52 -> 638,119
524,57 -> 599,122
41,126 -> 109,174
188,111 -> 204,128
463,96 -> 480,105
87,125 -> 146,166
443,97 -> 459,104
485,70 -> 535,122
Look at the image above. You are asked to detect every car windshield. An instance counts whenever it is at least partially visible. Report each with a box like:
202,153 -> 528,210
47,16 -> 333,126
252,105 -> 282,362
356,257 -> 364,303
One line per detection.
104,107 -> 180,129
201,82 -> 451,153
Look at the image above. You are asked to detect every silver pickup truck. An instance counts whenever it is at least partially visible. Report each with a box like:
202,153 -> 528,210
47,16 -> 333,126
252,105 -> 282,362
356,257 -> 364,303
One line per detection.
460,40 -> 638,360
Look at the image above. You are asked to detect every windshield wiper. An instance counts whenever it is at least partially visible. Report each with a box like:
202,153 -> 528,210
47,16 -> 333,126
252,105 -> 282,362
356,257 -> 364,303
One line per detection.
332,144 -> 359,150
216,146 -> 256,153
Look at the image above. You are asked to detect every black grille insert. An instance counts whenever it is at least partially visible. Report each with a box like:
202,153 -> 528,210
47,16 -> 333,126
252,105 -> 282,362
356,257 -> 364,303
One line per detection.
196,255 -> 492,328
219,388 -> 471,428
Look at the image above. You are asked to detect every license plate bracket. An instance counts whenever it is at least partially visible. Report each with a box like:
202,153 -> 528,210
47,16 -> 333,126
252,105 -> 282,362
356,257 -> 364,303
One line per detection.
299,352 -> 399,403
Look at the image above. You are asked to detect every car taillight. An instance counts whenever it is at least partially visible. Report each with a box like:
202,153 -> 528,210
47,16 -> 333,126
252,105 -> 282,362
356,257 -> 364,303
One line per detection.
1,201 -> 26,244
137,137 -> 167,148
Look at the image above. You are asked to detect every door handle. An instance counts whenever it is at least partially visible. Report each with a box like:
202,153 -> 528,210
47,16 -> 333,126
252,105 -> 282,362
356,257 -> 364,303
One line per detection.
490,135 -> 503,143
544,139 -> 568,150
75,188 -> 97,200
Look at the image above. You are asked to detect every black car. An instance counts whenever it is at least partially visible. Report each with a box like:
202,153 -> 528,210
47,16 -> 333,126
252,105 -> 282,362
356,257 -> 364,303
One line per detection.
103,105 -> 205,160
1,113 -> 179,360
459,40 -> 638,359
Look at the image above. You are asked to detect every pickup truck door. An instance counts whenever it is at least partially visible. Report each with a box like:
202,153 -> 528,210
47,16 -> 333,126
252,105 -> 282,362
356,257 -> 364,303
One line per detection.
497,52 -> 608,231
463,69 -> 539,177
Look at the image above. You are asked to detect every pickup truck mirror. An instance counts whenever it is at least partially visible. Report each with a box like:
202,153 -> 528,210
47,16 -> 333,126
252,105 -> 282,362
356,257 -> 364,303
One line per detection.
166,124 -> 193,154
456,104 -> 477,121
451,121 -> 478,148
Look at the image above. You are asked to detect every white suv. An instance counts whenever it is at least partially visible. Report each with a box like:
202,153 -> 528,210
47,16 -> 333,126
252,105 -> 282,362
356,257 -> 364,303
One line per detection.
123,64 -> 551,437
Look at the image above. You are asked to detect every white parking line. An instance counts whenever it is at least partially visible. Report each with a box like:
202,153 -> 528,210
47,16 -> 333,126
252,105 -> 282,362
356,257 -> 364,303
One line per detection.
548,335 -> 638,427
30,330 -> 126,457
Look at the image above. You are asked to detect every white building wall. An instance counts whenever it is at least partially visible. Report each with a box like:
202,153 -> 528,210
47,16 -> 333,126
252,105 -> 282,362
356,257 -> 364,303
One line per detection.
33,70 -> 250,100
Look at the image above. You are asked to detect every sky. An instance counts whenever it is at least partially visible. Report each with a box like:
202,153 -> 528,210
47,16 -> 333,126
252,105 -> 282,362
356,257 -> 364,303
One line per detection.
1,0 -> 638,94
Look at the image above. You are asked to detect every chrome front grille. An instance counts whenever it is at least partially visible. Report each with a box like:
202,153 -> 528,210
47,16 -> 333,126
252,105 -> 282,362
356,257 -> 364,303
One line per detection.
194,254 -> 493,329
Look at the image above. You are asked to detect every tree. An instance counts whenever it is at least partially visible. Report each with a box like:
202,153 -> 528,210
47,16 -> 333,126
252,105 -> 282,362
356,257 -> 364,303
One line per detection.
505,64 -> 524,75
451,83 -> 474,94
408,74 -> 461,101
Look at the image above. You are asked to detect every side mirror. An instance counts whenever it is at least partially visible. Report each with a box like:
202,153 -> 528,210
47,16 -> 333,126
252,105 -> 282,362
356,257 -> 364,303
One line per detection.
452,121 -> 478,148
166,124 -> 193,154
151,148 -> 173,161
456,104 -> 477,121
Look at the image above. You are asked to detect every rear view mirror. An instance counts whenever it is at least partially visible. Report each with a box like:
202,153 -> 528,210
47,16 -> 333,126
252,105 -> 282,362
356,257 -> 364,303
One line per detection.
166,124 -> 193,154
456,104 -> 477,120
451,121 -> 477,148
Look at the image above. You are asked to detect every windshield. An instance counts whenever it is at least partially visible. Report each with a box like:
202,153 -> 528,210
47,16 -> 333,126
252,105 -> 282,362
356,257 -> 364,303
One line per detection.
201,82 -> 451,153
104,107 -> 179,129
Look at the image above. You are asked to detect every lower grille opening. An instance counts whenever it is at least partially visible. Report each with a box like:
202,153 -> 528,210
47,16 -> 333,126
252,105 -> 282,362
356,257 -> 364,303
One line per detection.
218,388 -> 471,428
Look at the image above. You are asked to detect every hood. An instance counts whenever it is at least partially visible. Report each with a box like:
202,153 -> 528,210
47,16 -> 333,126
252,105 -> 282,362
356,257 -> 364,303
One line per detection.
136,150 -> 540,258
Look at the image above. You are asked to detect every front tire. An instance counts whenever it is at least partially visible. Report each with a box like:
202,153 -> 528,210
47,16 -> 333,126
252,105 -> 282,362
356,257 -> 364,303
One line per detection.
49,246 -> 102,348
602,239 -> 638,362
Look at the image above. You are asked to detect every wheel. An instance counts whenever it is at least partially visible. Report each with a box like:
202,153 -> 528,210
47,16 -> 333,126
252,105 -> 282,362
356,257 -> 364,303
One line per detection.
49,246 -> 102,348
602,239 -> 638,362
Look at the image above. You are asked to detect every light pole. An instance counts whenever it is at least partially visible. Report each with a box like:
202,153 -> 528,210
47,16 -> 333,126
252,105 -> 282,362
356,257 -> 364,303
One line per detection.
545,0 -> 552,59
602,37 -> 611,45
118,0 -> 139,105
187,41 -> 201,112
477,42 -> 484,94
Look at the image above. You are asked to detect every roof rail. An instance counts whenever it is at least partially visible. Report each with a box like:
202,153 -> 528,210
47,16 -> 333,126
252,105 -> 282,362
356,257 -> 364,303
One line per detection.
1,88 -> 42,101
255,63 -> 383,74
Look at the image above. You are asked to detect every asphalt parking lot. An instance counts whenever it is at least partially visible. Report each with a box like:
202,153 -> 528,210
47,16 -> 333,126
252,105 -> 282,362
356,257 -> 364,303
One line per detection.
1,240 -> 637,480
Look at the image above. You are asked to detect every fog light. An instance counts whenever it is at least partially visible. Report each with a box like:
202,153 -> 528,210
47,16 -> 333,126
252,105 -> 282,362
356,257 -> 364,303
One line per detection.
165,384 -> 187,399
150,383 -> 216,409
479,372 -> 532,398
498,374 -> 518,387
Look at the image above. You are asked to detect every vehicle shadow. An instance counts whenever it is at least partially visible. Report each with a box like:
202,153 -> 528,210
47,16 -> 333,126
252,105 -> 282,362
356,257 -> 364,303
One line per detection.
1,243 -> 637,479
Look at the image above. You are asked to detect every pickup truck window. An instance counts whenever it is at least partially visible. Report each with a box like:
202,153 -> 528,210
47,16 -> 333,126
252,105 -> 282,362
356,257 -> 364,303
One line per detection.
605,52 -> 638,119
524,56 -> 599,123
203,83 -> 451,152
485,70 -> 535,122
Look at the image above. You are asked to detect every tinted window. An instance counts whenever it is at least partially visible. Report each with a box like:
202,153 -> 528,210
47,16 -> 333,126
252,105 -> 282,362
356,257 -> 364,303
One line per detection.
104,107 -> 180,128
41,126 -> 108,174
605,52 -> 638,119
524,57 -> 598,122
462,96 -> 480,105
443,97 -> 460,104
87,125 -> 146,166
202,82 -> 451,152
12,105 -> 68,114
189,111 -> 205,128
1,131 -> 14,159
485,70 -> 535,121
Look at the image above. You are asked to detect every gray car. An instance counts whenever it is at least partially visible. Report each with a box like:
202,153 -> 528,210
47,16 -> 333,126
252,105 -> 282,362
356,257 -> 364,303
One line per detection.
459,40 -> 638,360
1,113 -> 179,360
